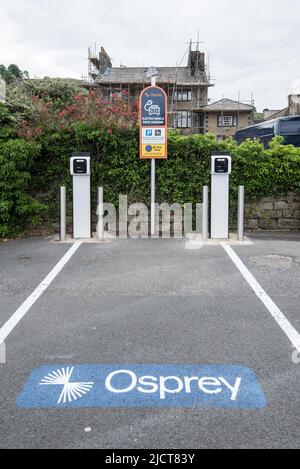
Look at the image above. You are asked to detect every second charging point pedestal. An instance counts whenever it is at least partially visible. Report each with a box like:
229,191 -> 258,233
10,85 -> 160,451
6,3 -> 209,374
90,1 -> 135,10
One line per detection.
70,153 -> 91,239
210,152 -> 232,239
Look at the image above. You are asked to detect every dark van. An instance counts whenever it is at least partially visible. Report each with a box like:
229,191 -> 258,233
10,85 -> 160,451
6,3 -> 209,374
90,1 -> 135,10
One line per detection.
234,116 -> 300,148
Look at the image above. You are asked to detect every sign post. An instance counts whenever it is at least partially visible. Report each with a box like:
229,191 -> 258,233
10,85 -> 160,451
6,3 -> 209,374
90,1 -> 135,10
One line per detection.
150,75 -> 157,237
140,69 -> 168,237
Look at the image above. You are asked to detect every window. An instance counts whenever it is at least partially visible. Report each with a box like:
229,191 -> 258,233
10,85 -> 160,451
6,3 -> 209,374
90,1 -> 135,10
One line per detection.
174,90 -> 192,102
280,119 -> 300,134
218,115 -> 236,127
174,111 -> 191,128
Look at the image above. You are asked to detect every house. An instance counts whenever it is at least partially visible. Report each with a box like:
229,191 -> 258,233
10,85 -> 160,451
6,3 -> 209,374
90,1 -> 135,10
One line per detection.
263,108 -> 282,120
86,44 -> 213,135
262,95 -> 300,120
203,98 -> 255,141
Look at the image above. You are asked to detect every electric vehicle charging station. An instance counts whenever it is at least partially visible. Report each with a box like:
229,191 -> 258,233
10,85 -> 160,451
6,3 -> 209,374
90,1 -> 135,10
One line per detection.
210,152 -> 232,239
70,152 -> 91,239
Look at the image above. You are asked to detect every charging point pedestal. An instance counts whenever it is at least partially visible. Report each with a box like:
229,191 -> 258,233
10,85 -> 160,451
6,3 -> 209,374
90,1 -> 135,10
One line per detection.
210,152 -> 232,239
70,153 -> 91,239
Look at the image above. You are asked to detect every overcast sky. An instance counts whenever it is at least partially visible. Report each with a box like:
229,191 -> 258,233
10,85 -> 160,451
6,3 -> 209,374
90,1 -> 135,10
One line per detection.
1,0 -> 300,111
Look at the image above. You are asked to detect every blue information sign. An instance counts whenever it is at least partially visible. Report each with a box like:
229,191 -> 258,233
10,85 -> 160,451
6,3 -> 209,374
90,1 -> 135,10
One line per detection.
141,87 -> 166,126
140,86 -> 168,159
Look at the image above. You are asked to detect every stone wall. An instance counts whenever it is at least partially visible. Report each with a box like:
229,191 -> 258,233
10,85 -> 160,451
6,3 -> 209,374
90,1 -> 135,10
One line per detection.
245,192 -> 300,230
0,78 -> 5,103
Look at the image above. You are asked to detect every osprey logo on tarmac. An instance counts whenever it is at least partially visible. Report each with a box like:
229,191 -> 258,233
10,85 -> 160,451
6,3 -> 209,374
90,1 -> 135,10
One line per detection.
17,365 -> 267,409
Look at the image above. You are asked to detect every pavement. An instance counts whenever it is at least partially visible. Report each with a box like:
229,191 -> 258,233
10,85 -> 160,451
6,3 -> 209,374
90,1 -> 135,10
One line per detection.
0,232 -> 299,449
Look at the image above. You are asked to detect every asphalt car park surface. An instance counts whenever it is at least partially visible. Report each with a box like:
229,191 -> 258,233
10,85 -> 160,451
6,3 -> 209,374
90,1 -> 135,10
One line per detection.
0,233 -> 299,449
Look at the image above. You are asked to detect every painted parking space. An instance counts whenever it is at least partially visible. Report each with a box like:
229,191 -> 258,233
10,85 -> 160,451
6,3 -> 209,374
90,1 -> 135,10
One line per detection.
0,241 -> 81,345
0,236 -> 299,448
17,365 -> 266,409
222,242 -> 300,352
0,237 -> 72,326
233,232 -> 300,332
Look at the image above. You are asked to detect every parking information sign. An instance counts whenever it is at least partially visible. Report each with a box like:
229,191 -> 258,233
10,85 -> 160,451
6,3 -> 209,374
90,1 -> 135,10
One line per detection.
140,86 -> 168,159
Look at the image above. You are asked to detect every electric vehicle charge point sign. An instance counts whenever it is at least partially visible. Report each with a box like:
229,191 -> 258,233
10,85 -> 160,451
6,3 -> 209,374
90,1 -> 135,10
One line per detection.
139,86 -> 168,159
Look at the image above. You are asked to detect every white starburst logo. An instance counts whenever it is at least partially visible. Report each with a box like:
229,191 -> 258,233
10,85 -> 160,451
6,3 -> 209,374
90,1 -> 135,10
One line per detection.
39,367 -> 94,404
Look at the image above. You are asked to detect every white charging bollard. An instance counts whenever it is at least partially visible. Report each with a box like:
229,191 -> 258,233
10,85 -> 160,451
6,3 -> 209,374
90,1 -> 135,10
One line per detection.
210,152 -> 232,239
70,153 -> 91,239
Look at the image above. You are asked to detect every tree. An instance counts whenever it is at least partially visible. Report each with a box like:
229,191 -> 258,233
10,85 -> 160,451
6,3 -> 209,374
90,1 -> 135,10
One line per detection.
7,64 -> 23,79
0,64 -> 24,83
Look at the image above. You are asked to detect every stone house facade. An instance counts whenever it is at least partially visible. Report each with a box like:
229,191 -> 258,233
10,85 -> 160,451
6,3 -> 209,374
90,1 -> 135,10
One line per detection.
203,98 -> 255,141
86,45 -> 213,135
86,47 -> 258,139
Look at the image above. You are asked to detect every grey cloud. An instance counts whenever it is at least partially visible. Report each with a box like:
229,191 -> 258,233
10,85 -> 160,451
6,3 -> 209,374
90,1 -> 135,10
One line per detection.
0,0 -> 299,110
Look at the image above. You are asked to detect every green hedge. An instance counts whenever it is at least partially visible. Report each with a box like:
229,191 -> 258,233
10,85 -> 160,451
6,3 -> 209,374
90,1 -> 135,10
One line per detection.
1,125 -> 300,238
0,139 -> 46,237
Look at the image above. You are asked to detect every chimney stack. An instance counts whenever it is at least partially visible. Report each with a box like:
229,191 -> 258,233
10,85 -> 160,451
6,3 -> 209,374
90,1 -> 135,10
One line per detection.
288,94 -> 300,115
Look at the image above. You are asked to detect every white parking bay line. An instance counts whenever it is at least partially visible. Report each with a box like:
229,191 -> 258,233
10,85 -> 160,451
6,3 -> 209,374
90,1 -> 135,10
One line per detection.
222,243 -> 300,352
0,241 -> 82,344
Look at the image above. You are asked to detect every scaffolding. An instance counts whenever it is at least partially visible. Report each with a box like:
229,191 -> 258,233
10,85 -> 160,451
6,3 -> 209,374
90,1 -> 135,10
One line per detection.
87,42 -> 213,135
88,46 -> 112,82
167,40 -> 214,134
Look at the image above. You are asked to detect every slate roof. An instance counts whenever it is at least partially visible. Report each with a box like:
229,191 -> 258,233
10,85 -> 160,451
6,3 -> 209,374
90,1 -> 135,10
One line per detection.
204,98 -> 254,111
263,108 -> 289,120
94,66 -> 210,86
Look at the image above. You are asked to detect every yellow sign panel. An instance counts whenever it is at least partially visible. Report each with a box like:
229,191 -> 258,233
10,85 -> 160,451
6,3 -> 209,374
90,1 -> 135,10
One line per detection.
141,144 -> 166,159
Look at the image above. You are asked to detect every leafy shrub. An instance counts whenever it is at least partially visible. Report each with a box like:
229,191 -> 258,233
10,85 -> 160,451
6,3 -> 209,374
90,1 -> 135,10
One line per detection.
33,128 -> 300,215
1,77 -> 300,238
0,139 -> 46,237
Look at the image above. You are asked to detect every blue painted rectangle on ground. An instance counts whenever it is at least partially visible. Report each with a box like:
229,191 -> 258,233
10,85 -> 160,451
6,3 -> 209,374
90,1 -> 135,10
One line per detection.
17,365 -> 267,409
